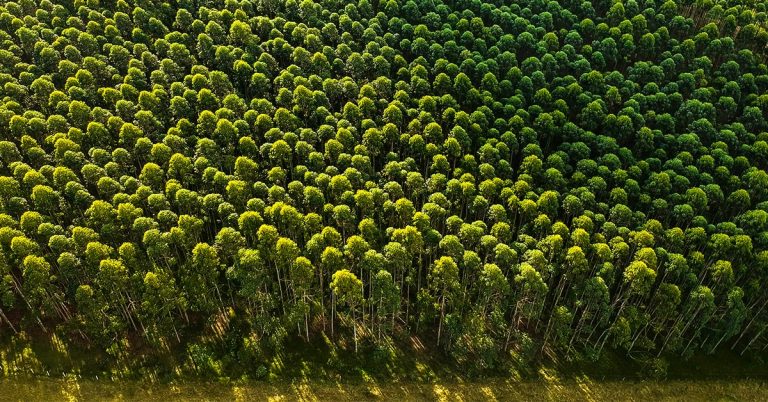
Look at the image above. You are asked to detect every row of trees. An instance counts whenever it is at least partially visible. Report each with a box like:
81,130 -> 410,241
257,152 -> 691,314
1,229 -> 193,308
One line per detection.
0,0 -> 767,373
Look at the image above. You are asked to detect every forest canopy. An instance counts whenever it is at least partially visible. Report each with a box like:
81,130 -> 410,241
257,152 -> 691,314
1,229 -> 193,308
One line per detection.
0,0 -> 767,377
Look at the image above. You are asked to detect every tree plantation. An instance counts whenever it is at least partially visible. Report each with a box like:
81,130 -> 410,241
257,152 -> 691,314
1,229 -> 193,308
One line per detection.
0,0 -> 768,379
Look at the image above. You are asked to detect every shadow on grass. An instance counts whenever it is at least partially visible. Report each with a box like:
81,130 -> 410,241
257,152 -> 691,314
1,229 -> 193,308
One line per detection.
3,376 -> 768,401
3,325 -> 768,401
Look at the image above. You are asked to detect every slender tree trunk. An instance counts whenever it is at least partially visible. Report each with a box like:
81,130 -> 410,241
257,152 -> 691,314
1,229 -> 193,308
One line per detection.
741,324 -> 768,355
709,329 -> 731,354
437,295 -> 446,347
659,304 -> 703,357
320,266 -> 326,332
732,298 -> 768,350
353,307 -> 358,353
0,306 -> 17,334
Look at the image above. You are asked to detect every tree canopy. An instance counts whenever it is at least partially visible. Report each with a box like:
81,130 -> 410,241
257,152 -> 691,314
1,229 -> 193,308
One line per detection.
0,0 -> 767,378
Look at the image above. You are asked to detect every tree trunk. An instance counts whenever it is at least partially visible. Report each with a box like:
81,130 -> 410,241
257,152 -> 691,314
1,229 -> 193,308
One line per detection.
353,307 -> 358,353
0,306 -> 17,334
437,295 -> 446,347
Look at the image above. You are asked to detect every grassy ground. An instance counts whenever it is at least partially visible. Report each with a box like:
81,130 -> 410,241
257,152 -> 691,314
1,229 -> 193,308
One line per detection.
3,343 -> 768,401
3,328 -> 768,400
1,376 -> 767,401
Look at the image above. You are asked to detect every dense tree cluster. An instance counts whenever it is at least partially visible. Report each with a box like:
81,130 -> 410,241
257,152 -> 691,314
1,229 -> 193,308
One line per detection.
1,0 -> 768,374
